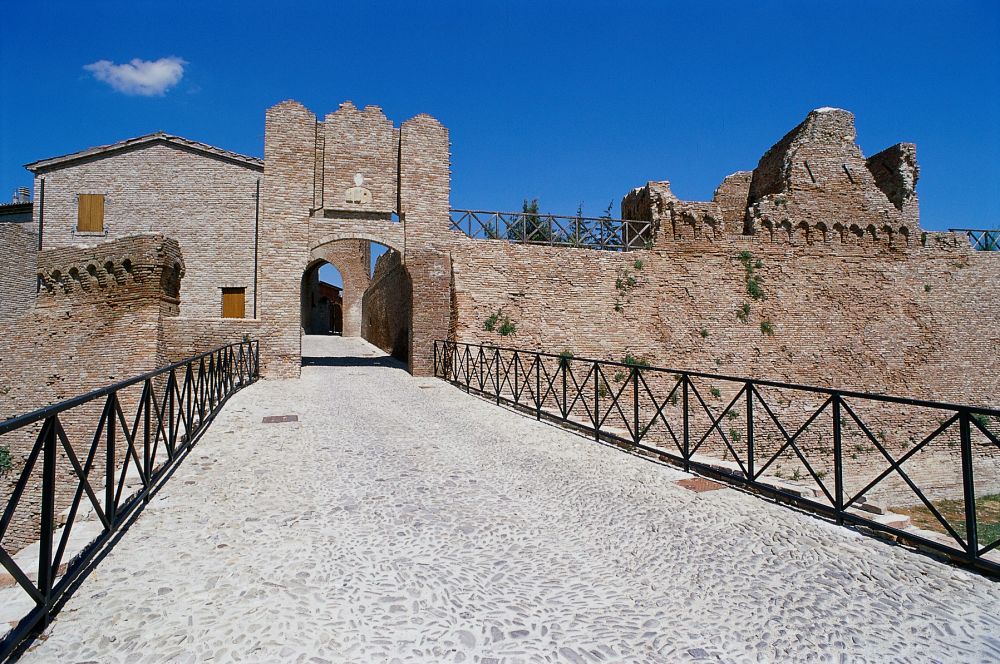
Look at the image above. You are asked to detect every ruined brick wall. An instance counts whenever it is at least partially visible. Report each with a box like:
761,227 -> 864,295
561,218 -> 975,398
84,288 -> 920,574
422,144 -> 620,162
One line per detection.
362,250 -> 411,360
0,235 -> 183,552
451,237 -> 998,405
449,235 -> 1000,504
743,108 -> 919,246
0,222 -> 38,323
32,143 -> 261,318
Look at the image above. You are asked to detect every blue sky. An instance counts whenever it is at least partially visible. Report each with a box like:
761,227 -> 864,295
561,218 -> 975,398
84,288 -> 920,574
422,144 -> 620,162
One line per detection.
1,1 -> 997,282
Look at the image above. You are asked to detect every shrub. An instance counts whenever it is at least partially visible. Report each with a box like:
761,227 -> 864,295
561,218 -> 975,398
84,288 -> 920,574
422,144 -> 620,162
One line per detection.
710,386 -> 721,398
736,302 -> 751,323
483,311 -> 500,332
699,328 -> 709,338
558,350 -> 574,368
760,319 -> 775,336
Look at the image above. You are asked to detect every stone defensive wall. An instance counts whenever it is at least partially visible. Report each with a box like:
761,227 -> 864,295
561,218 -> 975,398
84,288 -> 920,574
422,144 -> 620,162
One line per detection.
0,236 -> 186,551
362,249 -> 411,361
450,108 -> 998,408
2,102 -> 998,548
443,108 -> 1000,507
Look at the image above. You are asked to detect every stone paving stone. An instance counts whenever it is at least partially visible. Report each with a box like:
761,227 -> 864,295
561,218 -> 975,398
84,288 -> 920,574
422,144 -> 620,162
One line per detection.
19,336 -> 1000,663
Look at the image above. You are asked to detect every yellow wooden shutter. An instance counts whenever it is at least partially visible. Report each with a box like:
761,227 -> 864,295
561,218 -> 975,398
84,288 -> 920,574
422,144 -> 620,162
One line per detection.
221,288 -> 245,318
77,194 -> 105,232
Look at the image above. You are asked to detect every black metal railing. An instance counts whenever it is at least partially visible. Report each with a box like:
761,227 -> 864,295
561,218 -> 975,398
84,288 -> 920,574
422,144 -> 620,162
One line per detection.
449,209 -> 655,251
949,228 -> 1000,251
0,340 -> 259,659
433,340 -> 1000,575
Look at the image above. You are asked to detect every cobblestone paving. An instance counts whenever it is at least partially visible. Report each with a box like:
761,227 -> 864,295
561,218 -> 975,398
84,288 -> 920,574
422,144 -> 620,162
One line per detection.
21,337 -> 1000,663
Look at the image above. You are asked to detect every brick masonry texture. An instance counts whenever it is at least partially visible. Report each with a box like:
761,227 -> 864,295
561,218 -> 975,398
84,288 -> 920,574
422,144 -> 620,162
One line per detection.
0,221 -> 37,323
28,140 -> 261,319
308,239 -> 370,337
0,236 -> 184,551
3,103 -> 998,512
362,249 -> 411,360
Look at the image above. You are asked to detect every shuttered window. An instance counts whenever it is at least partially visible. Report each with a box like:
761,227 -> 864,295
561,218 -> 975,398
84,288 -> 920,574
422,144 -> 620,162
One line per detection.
221,288 -> 246,318
77,194 -> 105,232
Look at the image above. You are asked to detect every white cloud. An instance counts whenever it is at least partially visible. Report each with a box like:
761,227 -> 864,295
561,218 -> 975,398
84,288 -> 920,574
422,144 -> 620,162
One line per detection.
84,56 -> 186,96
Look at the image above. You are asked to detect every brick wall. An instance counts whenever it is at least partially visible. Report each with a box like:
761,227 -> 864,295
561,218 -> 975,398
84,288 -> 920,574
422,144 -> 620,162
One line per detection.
0,235 -> 183,552
448,235 -> 1000,503
259,101 -> 316,378
362,250 -> 411,360
309,239 -> 370,337
0,222 -> 37,323
159,317 -> 263,364
32,142 -> 261,318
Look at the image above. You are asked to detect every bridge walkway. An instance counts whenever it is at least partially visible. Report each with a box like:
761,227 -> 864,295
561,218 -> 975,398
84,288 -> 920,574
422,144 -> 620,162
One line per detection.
19,336 -> 1000,663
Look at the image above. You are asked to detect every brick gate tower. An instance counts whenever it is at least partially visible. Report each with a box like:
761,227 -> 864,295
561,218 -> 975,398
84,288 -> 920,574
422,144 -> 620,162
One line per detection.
258,100 -> 453,378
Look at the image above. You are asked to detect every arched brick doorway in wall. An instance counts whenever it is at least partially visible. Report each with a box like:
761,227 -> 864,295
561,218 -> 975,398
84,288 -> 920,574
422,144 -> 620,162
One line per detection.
300,260 -> 344,335
303,237 -> 413,366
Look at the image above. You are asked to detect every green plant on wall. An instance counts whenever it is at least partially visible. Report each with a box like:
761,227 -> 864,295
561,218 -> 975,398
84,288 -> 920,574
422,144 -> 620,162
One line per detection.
736,302 -> 751,323
498,317 -> 516,336
760,319 -> 775,336
483,308 -> 517,336
736,251 -> 767,301
483,311 -> 501,332
621,352 -> 650,368
0,445 -> 12,479
558,349 -> 574,369
613,259 -> 644,313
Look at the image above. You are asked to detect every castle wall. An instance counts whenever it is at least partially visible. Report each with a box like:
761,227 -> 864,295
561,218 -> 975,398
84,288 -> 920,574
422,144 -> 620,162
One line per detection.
31,143 -> 261,318
0,235 -> 183,552
448,235 -> 1000,503
362,250 -> 411,361
0,221 -> 38,323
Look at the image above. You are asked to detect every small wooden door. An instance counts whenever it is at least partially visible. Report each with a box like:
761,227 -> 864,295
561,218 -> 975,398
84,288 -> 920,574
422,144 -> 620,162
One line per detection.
221,288 -> 245,318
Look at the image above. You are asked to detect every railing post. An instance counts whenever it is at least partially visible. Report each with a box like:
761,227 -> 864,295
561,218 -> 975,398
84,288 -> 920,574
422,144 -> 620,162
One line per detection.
535,353 -> 541,420
143,380 -> 151,493
593,362 -> 600,441
434,341 -> 439,377
960,410 -> 979,559
168,369 -> 176,455
495,348 -> 501,405
832,393 -> 844,524
632,366 -> 640,444
106,394 -> 117,527
746,382 -> 755,480
561,360 -> 568,420
38,416 -> 57,611
465,347 -> 471,391
682,374 -> 690,472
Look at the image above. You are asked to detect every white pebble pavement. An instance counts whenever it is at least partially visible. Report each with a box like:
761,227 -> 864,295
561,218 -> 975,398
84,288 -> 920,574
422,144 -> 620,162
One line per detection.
19,337 -> 1000,663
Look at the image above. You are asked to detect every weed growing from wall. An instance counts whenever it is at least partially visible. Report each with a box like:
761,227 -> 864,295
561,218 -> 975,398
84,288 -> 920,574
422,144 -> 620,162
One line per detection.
483,308 -> 517,336
0,445 -> 11,478
614,259 -> 644,313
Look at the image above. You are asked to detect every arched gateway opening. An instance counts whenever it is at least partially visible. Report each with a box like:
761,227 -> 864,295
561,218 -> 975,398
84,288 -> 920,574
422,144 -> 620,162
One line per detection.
301,238 -> 412,367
